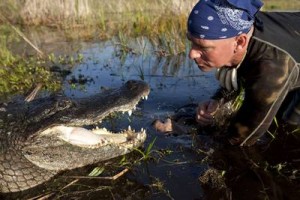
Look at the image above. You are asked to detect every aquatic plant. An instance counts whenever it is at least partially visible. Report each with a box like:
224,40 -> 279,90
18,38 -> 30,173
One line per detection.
0,55 -> 61,100
134,137 -> 157,161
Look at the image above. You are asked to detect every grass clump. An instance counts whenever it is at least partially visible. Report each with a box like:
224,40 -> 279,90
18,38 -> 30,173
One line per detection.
0,24 -> 62,100
0,56 -> 61,100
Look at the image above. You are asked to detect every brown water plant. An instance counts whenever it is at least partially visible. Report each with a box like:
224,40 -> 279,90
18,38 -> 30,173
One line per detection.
1,0 -> 196,56
4,0 -> 299,27
1,0 -> 299,57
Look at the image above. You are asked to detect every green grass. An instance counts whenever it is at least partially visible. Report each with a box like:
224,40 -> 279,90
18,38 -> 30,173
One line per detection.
0,56 -> 61,100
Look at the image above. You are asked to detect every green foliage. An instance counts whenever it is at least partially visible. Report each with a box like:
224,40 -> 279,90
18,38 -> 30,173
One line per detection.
230,87 -> 245,112
0,22 -> 91,100
48,53 -> 84,66
0,56 -> 61,99
0,25 -> 19,65
134,137 -> 157,161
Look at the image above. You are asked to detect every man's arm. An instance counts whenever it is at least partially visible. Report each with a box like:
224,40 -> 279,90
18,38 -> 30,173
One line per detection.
228,57 -> 298,146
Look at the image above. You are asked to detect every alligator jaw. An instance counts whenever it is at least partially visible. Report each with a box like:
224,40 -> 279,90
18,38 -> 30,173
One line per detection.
67,80 -> 150,126
23,124 -> 147,171
42,125 -> 147,148
22,80 -> 150,171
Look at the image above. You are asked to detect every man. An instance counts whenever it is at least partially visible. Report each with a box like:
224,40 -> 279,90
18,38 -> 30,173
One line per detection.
188,0 -> 300,146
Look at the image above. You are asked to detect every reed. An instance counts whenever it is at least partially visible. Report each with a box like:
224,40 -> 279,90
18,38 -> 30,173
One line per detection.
2,0 -> 298,25
1,0 -> 299,56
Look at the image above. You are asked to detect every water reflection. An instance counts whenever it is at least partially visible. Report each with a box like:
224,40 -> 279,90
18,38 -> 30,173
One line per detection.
63,38 -> 217,103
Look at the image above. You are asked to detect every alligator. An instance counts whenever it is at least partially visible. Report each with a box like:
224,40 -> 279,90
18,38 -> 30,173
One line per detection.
0,80 -> 150,193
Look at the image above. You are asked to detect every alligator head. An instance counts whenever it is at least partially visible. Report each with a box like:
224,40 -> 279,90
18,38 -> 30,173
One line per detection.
0,80 -> 150,193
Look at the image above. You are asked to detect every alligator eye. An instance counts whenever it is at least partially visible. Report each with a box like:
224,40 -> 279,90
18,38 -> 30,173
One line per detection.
126,80 -> 137,90
127,80 -> 136,84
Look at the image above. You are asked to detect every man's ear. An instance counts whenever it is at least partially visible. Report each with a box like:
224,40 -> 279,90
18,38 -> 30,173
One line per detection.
235,34 -> 248,50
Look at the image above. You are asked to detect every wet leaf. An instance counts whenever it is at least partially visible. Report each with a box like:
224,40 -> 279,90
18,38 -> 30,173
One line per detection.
88,166 -> 105,177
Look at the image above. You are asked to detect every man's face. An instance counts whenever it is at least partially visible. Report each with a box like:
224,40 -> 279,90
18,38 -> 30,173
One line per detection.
187,32 -> 236,72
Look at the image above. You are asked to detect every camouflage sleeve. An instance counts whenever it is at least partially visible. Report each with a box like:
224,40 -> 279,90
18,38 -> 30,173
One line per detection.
227,57 -> 299,146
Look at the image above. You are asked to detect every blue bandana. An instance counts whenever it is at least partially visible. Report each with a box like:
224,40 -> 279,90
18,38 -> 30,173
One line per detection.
188,0 -> 263,39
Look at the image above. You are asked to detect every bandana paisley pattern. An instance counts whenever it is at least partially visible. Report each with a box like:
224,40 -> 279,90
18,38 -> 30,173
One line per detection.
214,0 -> 253,31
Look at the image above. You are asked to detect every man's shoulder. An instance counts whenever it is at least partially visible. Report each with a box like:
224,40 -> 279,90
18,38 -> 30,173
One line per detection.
253,11 -> 300,63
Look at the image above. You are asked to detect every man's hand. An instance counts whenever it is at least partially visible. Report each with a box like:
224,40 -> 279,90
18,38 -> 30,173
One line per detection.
196,99 -> 219,126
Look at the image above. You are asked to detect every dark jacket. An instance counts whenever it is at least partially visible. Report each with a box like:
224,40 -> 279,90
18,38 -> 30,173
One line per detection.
215,11 -> 300,146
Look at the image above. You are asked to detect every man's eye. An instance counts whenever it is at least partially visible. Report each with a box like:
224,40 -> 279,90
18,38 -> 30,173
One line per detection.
192,43 -> 211,51
200,47 -> 210,51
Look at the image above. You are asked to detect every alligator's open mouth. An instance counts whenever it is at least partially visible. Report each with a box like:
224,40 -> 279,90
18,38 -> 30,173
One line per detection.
47,125 -> 147,148
37,83 -> 150,148
22,80 -> 150,171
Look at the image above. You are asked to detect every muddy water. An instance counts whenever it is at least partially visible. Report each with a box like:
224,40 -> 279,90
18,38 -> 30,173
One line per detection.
4,38 -> 300,199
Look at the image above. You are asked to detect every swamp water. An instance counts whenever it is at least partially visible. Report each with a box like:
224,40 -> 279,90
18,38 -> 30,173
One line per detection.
2,29 -> 300,200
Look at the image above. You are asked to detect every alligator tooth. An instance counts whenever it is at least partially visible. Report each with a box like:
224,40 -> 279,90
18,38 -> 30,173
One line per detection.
128,110 -> 132,116
133,106 -> 136,110
96,126 -> 99,129
128,125 -> 132,131
137,130 -> 146,140
103,127 -> 107,132
145,95 -> 148,100
141,128 -> 144,132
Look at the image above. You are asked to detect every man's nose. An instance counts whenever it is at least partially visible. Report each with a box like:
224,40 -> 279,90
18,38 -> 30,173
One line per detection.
189,48 -> 201,60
